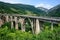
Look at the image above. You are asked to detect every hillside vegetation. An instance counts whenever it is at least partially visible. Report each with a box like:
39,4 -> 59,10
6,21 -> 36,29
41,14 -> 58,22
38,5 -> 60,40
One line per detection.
0,2 -> 60,17
0,25 -> 60,40
48,4 -> 60,17
0,1 -> 46,16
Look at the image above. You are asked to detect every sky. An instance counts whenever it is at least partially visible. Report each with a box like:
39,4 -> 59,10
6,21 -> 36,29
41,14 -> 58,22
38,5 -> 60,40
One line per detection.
0,0 -> 60,9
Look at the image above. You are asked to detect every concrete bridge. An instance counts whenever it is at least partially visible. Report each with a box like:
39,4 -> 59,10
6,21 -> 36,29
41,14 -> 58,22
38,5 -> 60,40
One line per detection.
0,13 -> 60,34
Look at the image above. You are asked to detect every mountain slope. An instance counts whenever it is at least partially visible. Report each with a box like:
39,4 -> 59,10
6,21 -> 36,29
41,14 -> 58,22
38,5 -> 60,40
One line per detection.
37,7 -> 48,16
48,4 -> 60,17
37,7 -> 48,12
0,1 -> 46,16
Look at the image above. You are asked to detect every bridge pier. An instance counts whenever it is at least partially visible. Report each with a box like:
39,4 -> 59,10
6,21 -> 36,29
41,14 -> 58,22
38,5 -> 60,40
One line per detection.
19,18 -> 25,32
6,16 -> 9,22
10,16 -> 14,29
29,19 -> 34,34
35,19 -> 40,34
33,19 -> 36,34
15,17 -> 18,30
11,21 -> 14,29
0,19 -> 3,27
31,21 -> 34,34
51,23 -> 53,30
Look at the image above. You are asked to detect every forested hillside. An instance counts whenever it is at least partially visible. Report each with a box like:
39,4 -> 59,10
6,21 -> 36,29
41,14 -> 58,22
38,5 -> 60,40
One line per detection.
0,1 -> 46,16
48,4 -> 60,17
0,1 -> 60,17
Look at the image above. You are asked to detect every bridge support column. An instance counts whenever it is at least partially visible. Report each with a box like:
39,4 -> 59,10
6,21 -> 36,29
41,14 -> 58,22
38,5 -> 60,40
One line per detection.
28,18 -> 34,34
35,19 -> 40,34
10,16 -> 14,29
19,18 -> 25,32
30,20 -> 34,34
0,19 -> 3,27
15,17 -> 18,30
11,21 -> 14,29
6,16 -> 9,22
51,23 -> 53,30
31,21 -> 34,34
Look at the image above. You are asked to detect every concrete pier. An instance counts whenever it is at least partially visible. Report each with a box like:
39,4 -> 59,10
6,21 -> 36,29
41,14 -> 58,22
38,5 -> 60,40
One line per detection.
10,16 -> 14,29
35,19 -> 40,34
51,23 -> 53,30
6,16 -> 9,22
15,17 -> 18,30
19,18 -> 25,32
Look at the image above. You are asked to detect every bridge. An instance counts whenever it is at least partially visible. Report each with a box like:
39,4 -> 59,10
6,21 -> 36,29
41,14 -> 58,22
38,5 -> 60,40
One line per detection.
0,13 -> 60,34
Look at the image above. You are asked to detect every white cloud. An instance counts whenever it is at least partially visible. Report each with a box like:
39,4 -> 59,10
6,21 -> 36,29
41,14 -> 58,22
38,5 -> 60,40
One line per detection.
0,0 -> 21,3
35,3 -> 54,9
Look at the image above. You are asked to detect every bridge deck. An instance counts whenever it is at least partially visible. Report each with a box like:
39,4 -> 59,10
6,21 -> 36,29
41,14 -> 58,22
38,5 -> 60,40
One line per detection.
0,14 -> 60,22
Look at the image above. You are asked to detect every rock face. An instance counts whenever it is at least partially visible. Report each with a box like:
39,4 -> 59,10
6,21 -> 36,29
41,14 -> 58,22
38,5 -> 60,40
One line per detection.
0,19 -> 4,27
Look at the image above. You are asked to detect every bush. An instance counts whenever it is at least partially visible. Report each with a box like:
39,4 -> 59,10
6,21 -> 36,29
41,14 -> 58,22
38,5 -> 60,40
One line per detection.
0,26 -> 60,40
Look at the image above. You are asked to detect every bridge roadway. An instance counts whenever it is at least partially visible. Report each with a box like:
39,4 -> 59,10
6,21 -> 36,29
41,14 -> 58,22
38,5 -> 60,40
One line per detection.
0,13 -> 60,23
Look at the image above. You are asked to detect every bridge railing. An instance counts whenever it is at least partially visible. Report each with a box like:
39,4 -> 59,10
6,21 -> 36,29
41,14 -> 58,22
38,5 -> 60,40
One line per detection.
0,13 -> 60,19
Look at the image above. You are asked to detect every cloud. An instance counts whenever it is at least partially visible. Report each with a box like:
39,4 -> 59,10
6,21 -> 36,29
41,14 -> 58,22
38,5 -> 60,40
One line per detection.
35,3 -> 54,9
0,0 -> 21,3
